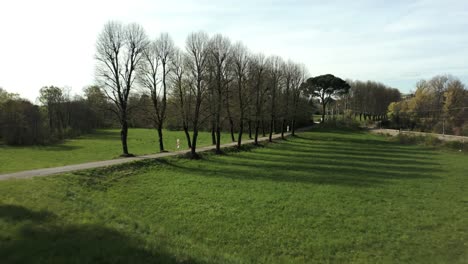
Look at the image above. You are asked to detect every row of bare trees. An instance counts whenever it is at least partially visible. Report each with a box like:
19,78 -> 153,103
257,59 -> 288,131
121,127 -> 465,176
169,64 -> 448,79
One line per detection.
347,80 -> 401,120
95,21 -> 311,158
319,80 -> 401,122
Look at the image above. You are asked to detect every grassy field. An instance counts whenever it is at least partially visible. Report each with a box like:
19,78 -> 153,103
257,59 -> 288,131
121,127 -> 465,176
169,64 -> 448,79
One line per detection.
0,128 -> 244,173
0,129 -> 467,263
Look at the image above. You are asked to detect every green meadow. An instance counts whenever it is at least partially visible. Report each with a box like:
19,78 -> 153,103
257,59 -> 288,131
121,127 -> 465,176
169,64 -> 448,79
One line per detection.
0,129 -> 466,263
0,129 -> 243,173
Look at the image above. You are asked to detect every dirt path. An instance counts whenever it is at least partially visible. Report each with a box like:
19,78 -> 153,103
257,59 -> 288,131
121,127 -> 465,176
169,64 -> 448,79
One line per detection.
0,132 -> 298,181
370,128 -> 468,142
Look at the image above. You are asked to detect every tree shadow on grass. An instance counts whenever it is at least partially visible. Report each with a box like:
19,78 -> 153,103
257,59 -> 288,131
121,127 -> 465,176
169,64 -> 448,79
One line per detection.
78,130 -> 121,141
267,142 -> 437,161
162,159 -> 387,187
0,204 -> 197,264
159,133 -> 443,188
0,204 -> 55,222
232,151 -> 442,174
295,133 -> 438,153
285,138 -> 437,158
162,153 -> 441,188
38,145 -> 83,152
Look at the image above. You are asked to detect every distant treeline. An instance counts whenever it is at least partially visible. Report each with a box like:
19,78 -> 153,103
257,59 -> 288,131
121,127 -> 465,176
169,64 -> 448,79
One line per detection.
0,86 -> 112,145
325,75 -> 468,136
312,80 -> 401,122
387,75 -> 468,135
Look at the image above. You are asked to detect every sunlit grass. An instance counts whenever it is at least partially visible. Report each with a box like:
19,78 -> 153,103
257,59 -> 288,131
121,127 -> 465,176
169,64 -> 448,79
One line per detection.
0,128 -> 243,173
0,129 -> 467,263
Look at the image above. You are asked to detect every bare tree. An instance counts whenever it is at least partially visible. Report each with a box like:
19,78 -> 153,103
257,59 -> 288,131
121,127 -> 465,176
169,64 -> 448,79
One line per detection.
95,21 -> 148,156
266,56 -> 284,142
231,42 -> 250,148
208,34 -> 231,153
250,53 -> 267,145
281,60 -> 294,139
139,33 -> 174,152
291,64 -> 307,135
185,31 -> 210,158
171,47 -> 192,148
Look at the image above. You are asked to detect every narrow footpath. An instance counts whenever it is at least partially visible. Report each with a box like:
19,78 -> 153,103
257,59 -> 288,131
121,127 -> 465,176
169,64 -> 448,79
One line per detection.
0,133 -> 292,181
370,128 -> 468,142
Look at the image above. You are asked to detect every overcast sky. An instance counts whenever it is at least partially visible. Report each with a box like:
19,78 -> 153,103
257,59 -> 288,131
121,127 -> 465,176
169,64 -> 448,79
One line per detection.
0,0 -> 467,101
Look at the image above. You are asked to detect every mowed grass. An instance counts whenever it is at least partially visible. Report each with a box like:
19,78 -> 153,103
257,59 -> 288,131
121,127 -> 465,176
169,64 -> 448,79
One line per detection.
0,129 -> 467,263
0,128 -> 243,173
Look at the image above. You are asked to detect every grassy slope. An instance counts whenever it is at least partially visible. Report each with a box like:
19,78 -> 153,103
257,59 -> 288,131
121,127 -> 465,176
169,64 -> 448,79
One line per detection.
0,128 -> 243,173
0,129 -> 467,263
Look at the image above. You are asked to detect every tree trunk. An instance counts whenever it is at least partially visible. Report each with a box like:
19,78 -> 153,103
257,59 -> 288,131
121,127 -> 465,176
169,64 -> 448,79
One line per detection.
237,119 -> 244,148
248,120 -> 252,139
183,123 -> 191,148
269,119 -> 274,142
216,126 -> 221,154
157,125 -> 164,152
262,120 -> 266,137
120,117 -> 129,156
281,119 -> 285,139
321,103 -> 326,123
229,119 -> 235,142
292,119 -> 296,136
211,124 -> 216,145
254,120 -> 260,145
191,129 -> 198,159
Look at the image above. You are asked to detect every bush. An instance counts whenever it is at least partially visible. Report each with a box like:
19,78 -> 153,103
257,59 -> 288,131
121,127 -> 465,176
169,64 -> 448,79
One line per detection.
319,118 -> 361,130
461,123 -> 468,137
0,99 -> 46,145
432,121 -> 454,135
391,133 -> 466,153
393,133 -> 423,145
423,135 -> 441,146
392,133 -> 442,146
444,141 -> 466,151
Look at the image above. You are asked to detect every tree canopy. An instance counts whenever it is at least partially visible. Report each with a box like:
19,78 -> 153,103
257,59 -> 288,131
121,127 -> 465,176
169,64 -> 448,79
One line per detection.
302,74 -> 350,122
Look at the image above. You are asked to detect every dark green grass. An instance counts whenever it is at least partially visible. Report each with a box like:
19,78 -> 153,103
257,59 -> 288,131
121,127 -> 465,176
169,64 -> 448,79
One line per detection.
0,128 -> 243,173
0,129 -> 467,263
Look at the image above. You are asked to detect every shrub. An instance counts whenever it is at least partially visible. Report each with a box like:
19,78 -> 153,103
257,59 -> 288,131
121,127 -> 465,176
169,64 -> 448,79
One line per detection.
461,124 -> 468,137
320,118 -> 361,130
444,140 -> 467,152
392,133 -> 442,146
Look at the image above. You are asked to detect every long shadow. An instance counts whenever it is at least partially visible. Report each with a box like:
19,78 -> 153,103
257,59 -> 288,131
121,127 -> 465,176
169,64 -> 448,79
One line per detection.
265,143 -> 436,161
287,137 -> 429,150
283,146 -> 432,161
0,204 -> 55,222
157,132 -> 443,187
279,140 -> 436,159
162,152 -> 440,188
0,205 -> 197,264
252,149 -> 437,166
76,130 -> 121,141
295,134 -> 438,153
226,154 -> 441,177
235,151 -> 441,172
162,159 -> 387,187
38,145 -> 83,152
